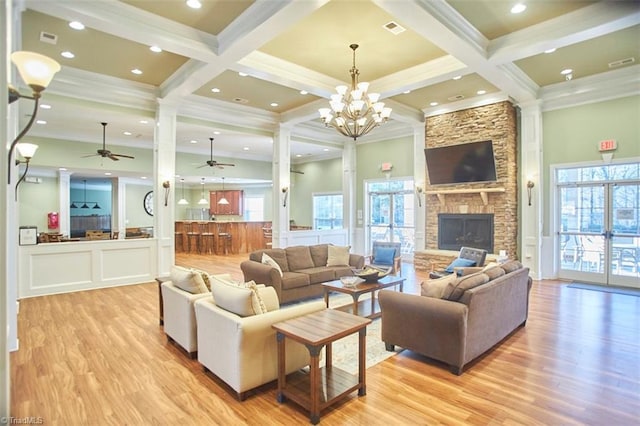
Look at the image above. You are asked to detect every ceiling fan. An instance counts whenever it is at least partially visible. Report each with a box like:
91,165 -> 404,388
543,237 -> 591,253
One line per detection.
83,122 -> 135,161
197,137 -> 235,169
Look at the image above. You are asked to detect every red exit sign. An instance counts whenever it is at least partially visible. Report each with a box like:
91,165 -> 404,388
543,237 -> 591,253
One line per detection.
598,139 -> 617,152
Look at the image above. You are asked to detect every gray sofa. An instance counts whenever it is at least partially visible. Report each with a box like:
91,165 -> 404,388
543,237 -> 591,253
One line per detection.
379,260 -> 532,374
240,245 -> 365,304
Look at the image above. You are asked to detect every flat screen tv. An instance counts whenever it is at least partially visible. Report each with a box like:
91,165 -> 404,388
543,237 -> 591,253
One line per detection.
424,140 -> 497,185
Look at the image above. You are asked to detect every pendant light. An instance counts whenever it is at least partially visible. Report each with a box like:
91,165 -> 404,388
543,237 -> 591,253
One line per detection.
218,177 -> 229,205
81,179 -> 90,209
178,178 -> 189,205
198,178 -> 208,205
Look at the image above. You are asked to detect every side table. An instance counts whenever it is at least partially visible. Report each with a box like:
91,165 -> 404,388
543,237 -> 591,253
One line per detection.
272,309 -> 371,424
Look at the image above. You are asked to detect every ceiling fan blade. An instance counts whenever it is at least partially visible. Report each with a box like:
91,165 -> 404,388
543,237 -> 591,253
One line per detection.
108,154 -> 120,161
81,153 -> 99,158
218,163 -> 235,167
111,153 -> 135,159
196,164 -> 208,169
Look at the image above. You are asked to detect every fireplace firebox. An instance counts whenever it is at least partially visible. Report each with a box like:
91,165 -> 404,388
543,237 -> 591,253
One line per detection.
438,214 -> 494,253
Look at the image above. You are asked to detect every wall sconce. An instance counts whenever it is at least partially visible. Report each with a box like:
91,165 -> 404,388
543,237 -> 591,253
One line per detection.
14,143 -> 38,200
527,180 -> 535,206
415,185 -> 424,207
7,51 -> 61,185
162,181 -> 171,206
282,186 -> 289,207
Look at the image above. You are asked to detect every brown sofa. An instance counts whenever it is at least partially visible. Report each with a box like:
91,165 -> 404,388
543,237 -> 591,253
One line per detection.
240,245 -> 365,304
379,260 -> 532,374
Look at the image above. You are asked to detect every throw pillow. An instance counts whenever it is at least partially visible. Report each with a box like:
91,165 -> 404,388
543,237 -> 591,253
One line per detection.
501,260 -> 523,274
327,245 -> 351,267
373,247 -> 396,265
210,279 -> 266,317
420,274 -> 457,298
482,262 -> 499,271
483,266 -> 505,281
444,272 -> 490,301
193,269 -> 211,290
444,257 -> 477,273
257,286 -> 279,312
285,246 -> 315,271
262,253 -> 283,277
169,265 -> 209,294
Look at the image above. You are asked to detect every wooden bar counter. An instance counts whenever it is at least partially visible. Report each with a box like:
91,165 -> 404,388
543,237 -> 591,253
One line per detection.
175,220 -> 271,254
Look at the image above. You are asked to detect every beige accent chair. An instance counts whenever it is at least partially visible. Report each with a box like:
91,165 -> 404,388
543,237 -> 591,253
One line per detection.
194,290 -> 325,400
161,281 -> 210,358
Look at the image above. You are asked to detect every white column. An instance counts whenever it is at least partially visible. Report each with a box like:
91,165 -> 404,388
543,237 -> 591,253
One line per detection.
154,99 -> 178,275
519,102 -> 543,279
57,170 -> 72,237
413,123 -> 426,252
272,124 -> 291,247
343,139 -> 357,248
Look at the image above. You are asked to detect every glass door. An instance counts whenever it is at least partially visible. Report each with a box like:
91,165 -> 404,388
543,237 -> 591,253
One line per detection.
558,181 -> 640,287
366,180 -> 415,258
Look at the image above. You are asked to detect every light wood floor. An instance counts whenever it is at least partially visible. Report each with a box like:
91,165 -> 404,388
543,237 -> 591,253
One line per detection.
11,253 -> 640,425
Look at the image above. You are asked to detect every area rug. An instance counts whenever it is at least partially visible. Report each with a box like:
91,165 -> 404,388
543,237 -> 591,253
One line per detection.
567,282 -> 640,297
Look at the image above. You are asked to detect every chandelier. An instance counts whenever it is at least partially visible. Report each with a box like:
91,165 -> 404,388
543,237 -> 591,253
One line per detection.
318,44 -> 392,141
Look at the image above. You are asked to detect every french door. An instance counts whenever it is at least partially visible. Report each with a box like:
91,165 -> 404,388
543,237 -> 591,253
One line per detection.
366,180 -> 415,258
558,181 -> 640,287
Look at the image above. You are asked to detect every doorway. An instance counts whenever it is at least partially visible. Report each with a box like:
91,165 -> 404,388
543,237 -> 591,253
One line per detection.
556,162 -> 639,287
365,179 -> 415,258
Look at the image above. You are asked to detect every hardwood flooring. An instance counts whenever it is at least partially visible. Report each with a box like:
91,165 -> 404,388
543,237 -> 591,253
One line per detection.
10,253 -> 640,425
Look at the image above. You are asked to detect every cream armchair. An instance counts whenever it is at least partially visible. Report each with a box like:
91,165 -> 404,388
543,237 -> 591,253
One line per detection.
194,294 -> 325,400
161,281 -> 210,358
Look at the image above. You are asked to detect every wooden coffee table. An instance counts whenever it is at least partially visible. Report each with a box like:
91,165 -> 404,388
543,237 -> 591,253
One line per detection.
322,274 -> 406,319
272,309 -> 371,425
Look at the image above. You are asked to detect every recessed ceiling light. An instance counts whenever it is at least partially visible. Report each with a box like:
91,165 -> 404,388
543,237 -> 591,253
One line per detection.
213,131 -> 221,135
323,148 -> 329,152
211,87 -> 220,93
243,147 -> 250,151
69,21 -> 85,30
452,75 -> 462,80
40,104 -> 51,109
149,45 -> 162,53
141,176 -> 147,180
403,90 -> 411,94
296,154 -> 302,158
190,140 -> 198,144
61,51 -> 75,59
139,120 -> 148,124
238,72 -> 248,77
104,172 -> 112,176
186,0 -> 202,9
123,131 -> 132,136
511,3 -> 526,14
430,102 -> 438,106
560,68 -> 573,75
131,68 -> 143,75
270,103 -> 278,107
544,48 -> 557,54
59,167 -> 67,171
36,120 -> 47,125
477,90 -> 487,95
300,90 -> 308,95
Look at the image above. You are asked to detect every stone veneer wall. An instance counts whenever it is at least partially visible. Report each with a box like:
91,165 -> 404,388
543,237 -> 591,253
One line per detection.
417,101 -> 518,270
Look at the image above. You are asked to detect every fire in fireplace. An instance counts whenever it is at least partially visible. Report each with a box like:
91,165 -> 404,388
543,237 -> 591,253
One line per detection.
438,214 -> 494,253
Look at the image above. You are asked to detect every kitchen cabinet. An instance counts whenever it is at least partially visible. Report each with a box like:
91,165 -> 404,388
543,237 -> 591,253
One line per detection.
209,190 -> 244,215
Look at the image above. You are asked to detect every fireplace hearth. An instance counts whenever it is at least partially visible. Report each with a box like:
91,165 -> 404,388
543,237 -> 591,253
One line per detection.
438,214 -> 494,254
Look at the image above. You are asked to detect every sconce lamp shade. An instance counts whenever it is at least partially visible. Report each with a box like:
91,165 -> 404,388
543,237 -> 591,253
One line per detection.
11,51 -> 61,93
16,143 -> 38,159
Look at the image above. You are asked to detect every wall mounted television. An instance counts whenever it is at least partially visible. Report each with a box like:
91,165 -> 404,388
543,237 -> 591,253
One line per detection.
424,140 -> 497,185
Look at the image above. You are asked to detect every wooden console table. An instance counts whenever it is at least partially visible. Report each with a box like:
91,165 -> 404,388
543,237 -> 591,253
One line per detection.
272,309 -> 371,424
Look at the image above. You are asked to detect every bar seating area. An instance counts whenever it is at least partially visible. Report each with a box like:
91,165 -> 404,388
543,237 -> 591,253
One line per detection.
174,221 -> 271,255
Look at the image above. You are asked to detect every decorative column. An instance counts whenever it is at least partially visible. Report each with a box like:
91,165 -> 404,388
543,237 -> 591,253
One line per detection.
154,99 -> 178,276
519,102 -> 543,279
57,170 -> 72,237
343,139 -> 357,248
413,123 -> 426,252
272,124 -> 291,247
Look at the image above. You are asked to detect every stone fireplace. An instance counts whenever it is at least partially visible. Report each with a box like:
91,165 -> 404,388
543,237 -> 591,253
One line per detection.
438,214 -> 494,253
415,101 -> 518,271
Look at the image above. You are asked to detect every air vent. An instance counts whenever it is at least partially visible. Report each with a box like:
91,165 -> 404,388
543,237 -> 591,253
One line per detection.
447,94 -> 465,101
383,21 -> 406,35
233,97 -> 249,104
608,57 -> 635,68
39,31 -> 58,45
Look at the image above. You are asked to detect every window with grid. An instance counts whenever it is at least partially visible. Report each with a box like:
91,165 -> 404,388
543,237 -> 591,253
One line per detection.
313,193 -> 343,230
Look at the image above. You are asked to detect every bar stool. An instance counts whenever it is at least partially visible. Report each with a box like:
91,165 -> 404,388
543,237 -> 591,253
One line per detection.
174,222 -> 185,252
199,222 -> 215,254
185,222 -> 201,253
215,223 -> 232,255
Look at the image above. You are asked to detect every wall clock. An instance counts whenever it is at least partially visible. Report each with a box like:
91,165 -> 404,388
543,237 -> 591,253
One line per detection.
144,191 -> 153,216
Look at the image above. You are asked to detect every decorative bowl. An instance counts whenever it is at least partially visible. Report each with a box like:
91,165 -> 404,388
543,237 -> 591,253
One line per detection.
354,267 -> 390,283
339,276 -> 359,288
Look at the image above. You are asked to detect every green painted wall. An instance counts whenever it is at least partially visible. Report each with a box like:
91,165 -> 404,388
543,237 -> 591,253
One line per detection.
18,176 -> 58,232
542,95 -> 640,234
289,158 -> 343,227
125,183 -> 154,227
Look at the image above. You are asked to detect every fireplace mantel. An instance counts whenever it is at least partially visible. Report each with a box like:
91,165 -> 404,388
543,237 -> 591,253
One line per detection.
425,187 -> 505,206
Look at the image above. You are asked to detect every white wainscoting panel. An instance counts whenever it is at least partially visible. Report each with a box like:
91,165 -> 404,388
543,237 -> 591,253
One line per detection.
285,229 -> 348,247
19,239 -> 158,298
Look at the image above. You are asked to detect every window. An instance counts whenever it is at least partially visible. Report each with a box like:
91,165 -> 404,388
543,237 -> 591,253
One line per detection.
244,196 -> 264,221
313,193 -> 343,230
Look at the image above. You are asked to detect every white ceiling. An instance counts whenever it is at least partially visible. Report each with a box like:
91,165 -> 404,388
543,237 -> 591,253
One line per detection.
12,0 -> 640,184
